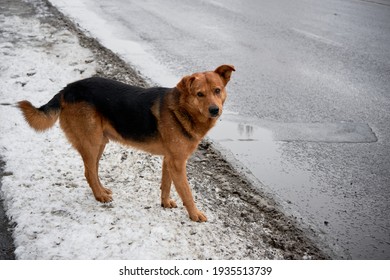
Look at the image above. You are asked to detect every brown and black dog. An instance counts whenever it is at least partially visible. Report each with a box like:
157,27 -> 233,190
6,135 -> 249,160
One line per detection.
18,65 -> 235,222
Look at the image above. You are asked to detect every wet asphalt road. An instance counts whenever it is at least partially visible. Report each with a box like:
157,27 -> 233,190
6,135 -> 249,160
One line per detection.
49,0 -> 390,259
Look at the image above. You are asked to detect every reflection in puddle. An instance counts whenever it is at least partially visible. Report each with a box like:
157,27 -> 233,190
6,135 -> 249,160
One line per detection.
212,120 -> 273,143
237,123 -> 254,140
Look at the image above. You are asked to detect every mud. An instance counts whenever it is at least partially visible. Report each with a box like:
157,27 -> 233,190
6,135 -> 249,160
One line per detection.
0,0 -> 331,259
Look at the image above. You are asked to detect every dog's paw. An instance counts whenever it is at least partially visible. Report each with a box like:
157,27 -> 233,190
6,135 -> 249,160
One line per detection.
189,210 -> 207,222
95,193 -> 113,203
103,187 -> 112,195
161,199 -> 177,208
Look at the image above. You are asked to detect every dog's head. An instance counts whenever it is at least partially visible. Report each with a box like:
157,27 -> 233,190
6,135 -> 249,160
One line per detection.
176,64 -> 235,122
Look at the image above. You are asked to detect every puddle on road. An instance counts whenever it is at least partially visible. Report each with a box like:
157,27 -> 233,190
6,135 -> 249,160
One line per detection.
208,115 -> 318,208
211,113 -> 377,144
209,115 -> 378,197
208,114 -> 380,258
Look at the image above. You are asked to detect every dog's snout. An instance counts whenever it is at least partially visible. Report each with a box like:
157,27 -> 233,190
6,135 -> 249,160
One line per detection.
209,105 -> 220,117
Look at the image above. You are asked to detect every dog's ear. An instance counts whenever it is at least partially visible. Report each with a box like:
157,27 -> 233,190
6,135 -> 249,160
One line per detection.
214,64 -> 235,86
177,75 -> 196,93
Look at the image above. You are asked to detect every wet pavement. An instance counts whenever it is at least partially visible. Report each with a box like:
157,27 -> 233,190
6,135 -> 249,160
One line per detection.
209,114 -> 388,258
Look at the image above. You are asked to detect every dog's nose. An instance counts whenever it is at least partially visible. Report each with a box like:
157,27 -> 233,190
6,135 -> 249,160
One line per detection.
209,106 -> 220,117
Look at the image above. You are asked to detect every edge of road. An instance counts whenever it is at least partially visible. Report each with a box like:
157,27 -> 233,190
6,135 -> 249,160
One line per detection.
198,140 -> 342,259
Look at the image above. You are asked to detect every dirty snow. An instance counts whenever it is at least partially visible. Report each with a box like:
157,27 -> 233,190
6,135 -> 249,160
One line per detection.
0,3 -> 286,260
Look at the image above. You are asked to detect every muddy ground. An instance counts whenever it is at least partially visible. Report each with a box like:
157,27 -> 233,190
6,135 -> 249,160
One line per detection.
0,0 -> 332,259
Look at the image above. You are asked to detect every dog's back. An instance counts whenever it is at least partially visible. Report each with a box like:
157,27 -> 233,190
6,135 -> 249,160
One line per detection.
19,77 -> 171,142
62,77 -> 170,141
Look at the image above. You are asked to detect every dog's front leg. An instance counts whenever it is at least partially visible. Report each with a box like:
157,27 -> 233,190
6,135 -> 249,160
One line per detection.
160,157 -> 177,208
165,156 -> 207,222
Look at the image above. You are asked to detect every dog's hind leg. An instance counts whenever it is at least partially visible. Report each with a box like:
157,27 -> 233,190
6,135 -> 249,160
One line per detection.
79,141 -> 112,203
59,104 -> 112,202
96,141 -> 112,196
160,157 -> 177,208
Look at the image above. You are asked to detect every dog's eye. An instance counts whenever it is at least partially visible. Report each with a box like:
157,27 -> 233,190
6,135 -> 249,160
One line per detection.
215,88 -> 221,94
197,92 -> 205,97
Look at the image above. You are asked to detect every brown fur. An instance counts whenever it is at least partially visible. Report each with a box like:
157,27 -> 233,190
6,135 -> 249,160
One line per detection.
18,100 -> 59,131
18,65 -> 235,222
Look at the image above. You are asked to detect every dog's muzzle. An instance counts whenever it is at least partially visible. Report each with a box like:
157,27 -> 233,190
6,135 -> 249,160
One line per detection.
208,105 -> 220,118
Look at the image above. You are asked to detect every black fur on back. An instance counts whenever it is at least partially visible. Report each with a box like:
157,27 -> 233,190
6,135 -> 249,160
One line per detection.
61,77 -> 171,142
39,93 -> 61,113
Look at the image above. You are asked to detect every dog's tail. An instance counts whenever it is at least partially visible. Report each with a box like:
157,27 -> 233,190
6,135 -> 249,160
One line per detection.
18,93 -> 62,132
